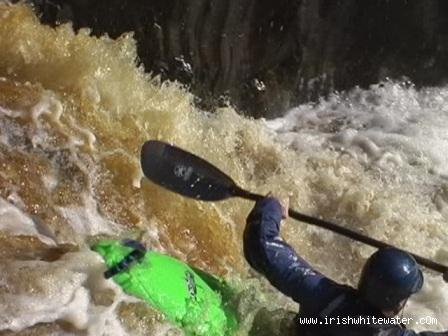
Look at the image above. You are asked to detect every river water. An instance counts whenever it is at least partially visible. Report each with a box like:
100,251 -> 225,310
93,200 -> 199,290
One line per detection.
0,4 -> 447,336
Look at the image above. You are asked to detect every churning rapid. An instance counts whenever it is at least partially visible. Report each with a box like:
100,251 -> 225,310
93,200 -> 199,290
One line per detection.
0,4 -> 447,336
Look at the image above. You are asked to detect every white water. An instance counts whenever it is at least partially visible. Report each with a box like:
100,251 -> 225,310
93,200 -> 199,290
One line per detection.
1,4 -> 448,335
267,81 -> 448,331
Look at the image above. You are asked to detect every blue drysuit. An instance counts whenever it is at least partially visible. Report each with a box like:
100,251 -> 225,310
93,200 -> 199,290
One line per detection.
243,197 -> 447,336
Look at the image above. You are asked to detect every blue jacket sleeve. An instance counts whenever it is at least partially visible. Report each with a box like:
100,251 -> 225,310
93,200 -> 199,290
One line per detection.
243,197 -> 342,314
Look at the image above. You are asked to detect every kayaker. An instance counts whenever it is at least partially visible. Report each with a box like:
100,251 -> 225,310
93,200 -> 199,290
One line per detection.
243,196 -> 448,335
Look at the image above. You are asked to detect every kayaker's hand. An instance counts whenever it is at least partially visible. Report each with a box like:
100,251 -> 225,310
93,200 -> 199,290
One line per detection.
266,192 -> 289,219
280,198 -> 289,219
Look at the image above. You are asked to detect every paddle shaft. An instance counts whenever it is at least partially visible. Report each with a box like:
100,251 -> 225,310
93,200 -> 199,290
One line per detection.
234,187 -> 448,275
140,140 -> 448,278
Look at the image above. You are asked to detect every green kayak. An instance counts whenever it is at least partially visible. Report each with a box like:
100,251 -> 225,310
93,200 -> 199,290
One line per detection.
92,240 -> 238,336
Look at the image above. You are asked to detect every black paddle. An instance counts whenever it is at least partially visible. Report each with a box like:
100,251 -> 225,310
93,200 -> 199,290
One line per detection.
141,140 -> 448,279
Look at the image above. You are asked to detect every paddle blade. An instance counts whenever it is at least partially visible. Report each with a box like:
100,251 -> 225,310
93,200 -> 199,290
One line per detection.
141,140 -> 238,201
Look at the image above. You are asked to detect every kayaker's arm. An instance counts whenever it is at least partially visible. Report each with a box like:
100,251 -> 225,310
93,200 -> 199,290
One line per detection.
243,197 -> 341,313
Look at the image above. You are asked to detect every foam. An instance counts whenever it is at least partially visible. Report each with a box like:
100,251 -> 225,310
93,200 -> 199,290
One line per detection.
267,81 -> 448,330
407,274 -> 448,331
269,88 -> 448,239
0,196 -> 55,245
57,194 -> 123,237
268,81 -> 448,207
0,251 -> 131,335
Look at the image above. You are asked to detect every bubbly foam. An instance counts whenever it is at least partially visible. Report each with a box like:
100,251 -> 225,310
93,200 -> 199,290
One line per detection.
0,196 -> 55,245
267,82 -> 448,330
0,251 -> 142,335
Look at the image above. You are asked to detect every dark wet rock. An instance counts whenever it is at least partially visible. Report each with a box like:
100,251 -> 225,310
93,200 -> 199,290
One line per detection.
25,0 -> 448,117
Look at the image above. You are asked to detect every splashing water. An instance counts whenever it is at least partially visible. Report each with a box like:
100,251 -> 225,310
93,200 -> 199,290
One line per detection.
0,4 -> 447,335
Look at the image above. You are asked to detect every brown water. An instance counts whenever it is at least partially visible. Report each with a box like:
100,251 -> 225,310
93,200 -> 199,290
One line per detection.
0,4 -> 447,335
